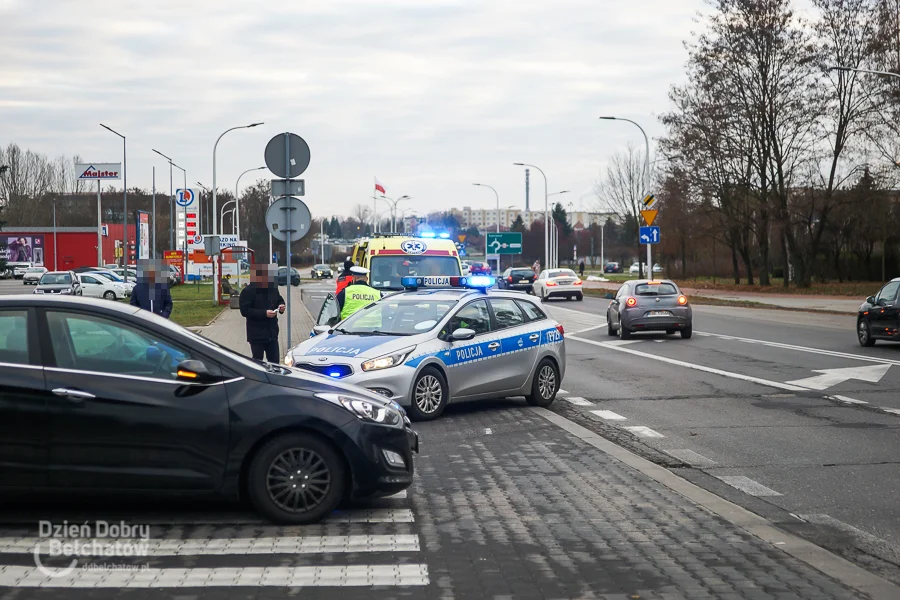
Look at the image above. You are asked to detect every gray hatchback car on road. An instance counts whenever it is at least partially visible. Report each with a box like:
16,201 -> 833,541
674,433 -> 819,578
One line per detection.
607,279 -> 692,339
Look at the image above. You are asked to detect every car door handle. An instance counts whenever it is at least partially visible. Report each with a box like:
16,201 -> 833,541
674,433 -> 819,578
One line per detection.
487,342 -> 501,351
52,388 -> 95,402
529,334 -> 540,341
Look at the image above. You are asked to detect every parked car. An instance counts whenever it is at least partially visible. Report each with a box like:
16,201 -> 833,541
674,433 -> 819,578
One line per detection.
277,266 -> 301,287
0,268 -> 13,280
857,278 -> 900,347
11,263 -> 31,279
652,263 -> 663,274
311,264 -> 334,279
468,261 -> 491,275
604,262 -> 622,274
532,268 -> 583,301
461,261 -> 471,276
77,272 -> 132,300
628,263 -> 647,276
0,295 -> 418,524
607,279 -> 692,339
22,267 -> 48,285
499,267 -> 537,292
33,271 -> 82,296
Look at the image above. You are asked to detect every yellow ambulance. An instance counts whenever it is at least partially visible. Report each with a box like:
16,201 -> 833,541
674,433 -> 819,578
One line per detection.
350,234 -> 463,292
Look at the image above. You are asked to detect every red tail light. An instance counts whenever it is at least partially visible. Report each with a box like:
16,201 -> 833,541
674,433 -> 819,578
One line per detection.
546,281 -> 558,287
556,324 -> 565,336
574,280 -> 583,286
625,297 -> 637,308
678,295 -> 688,305
507,276 -> 513,282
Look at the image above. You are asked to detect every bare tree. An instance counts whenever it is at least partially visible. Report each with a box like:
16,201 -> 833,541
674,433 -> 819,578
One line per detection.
595,144 -> 646,274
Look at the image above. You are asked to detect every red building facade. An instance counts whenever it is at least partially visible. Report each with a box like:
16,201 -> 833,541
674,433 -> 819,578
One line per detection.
2,225 -> 137,270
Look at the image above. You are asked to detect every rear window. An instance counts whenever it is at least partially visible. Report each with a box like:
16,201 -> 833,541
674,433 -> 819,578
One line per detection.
549,269 -> 577,278
634,283 -> 678,295
510,269 -> 533,278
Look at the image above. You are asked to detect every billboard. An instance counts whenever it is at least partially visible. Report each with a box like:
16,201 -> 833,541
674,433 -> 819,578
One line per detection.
4,235 -> 45,266
137,212 -> 150,260
75,163 -> 122,180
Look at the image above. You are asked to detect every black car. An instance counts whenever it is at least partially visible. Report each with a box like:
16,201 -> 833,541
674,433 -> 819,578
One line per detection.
499,267 -> 536,292
311,264 -> 334,279
604,262 -> 622,274
276,266 -> 301,287
33,271 -> 82,296
857,278 -> 900,346
0,296 -> 418,524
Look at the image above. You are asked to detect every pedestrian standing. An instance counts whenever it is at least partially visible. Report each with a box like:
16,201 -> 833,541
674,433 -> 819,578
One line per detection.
239,264 -> 286,362
532,260 -> 541,278
579,259 -> 585,278
336,266 -> 381,319
131,259 -> 173,319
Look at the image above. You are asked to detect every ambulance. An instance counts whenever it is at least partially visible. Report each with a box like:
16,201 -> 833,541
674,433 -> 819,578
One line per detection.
350,234 -> 463,292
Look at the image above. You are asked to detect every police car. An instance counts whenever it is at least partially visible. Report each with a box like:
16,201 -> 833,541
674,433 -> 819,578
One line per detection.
285,276 -> 566,421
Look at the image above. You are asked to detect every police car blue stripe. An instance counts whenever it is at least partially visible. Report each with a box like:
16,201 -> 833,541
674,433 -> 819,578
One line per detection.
404,327 -> 561,369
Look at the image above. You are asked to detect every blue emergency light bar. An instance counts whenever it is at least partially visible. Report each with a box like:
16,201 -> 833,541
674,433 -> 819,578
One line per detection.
438,232 -> 451,239
401,275 -> 496,290
420,232 -> 436,238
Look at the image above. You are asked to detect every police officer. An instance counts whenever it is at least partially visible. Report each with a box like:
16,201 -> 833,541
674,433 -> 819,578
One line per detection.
335,259 -> 355,294
336,266 -> 381,319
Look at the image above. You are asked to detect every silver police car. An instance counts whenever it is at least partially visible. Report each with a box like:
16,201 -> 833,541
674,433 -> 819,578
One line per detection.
285,276 -> 566,421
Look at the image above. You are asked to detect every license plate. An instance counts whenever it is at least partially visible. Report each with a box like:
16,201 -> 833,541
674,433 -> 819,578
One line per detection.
647,310 -> 672,317
519,280 -> 530,283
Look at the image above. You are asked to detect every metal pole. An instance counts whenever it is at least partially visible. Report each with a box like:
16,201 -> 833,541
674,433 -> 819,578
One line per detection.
53,201 -> 58,271
152,167 -> 156,258
236,166 -> 264,245
123,135 -> 127,277
97,179 -> 102,267
284,133 -> 293,350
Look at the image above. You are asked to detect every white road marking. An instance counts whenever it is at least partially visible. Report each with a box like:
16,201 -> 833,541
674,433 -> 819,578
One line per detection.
715,475 -> 782,497
829,395 -> 868,405
568,335 -> 809,392
590,409 -> 627,421
787,364 -> 892,390
3,534 -> 421,556
697,331 -> 900,367
880,407 -> 900,416
798,514 -> 892,548
624,426 -> 665,438
563,396 -> 593,406
654,339 -> 665,343
574,323 -> 607,334
385,490 -> 408,499
665,449 -> 717,467
484,428 -> 493,435
603,339 -> 641,346
557,389 -> 569,395
0,564 -> 431,588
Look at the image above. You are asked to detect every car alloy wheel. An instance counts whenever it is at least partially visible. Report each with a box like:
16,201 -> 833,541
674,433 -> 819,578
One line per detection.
103,291 -> 116,300
858,319 -> 875,347
266,448 -> 331,513
409,367 -> 448,421
526,359 -> 559,407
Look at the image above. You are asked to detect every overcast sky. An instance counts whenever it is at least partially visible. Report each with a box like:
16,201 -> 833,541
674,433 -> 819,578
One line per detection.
1,0 -> 706,220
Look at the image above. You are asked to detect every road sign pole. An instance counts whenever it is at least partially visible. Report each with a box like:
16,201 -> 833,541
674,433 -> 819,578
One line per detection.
647,241 -> 651,280
284,133 -> 292,351
97,180 -> 102,267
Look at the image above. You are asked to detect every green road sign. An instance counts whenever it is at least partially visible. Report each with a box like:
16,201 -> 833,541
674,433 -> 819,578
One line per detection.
486,232 -> 523,255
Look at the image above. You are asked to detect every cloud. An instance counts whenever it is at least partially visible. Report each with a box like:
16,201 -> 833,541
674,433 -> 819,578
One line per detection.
0,0 -> 704,222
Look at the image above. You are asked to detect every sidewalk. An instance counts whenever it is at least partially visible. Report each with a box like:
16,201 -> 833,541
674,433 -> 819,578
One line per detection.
583,280 -> 861,314
194,286 -> 314,356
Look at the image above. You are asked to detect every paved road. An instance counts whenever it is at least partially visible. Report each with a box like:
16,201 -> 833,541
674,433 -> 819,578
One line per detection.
0,279 -> 35,295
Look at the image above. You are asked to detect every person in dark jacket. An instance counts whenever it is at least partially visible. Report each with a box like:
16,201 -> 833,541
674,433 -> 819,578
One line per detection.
239,264 -> 286,362
130,260 -> 173,318
335,258 -> 354,294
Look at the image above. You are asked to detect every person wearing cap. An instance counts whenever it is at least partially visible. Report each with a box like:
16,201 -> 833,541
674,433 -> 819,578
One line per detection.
335,258 -> 355,294
336,266 -> 381,320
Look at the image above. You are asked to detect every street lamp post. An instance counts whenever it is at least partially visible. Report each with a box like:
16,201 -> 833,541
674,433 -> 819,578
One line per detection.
212,122 -> 263,304
599,116 -> 651,276
548,191 -> 571,269
100,124 -> 127,280
220,200 -> 236,233
235,166 -> 266,244
379,195 -> 411,233
472,183 -> 500,269
152,149 -> 175,256
514,163 -> 549,271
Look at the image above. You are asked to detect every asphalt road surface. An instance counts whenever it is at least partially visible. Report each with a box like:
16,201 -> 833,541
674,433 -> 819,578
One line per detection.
299,281 -> 900,587
0,279 -> 36,295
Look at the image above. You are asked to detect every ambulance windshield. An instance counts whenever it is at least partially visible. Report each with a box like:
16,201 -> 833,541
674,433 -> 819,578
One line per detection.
370,256 -> 461,290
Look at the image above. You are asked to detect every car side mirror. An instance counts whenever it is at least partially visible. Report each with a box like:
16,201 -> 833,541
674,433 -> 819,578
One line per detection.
450,328 -> 476,342
312,325 -> 331,336
866,295 -> 876,305
175,359 -> 217,383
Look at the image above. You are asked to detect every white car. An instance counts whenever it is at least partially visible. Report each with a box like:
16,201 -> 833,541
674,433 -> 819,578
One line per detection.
532,268 -> 584,302
629,263 -> 648,276
12,263 -> 31,279
22,267 -> 48,285
78,273 -> 132,300
461,261 -> 471,276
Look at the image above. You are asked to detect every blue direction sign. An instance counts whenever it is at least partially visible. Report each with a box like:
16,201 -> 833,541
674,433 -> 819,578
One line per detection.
639,226 -> 660,245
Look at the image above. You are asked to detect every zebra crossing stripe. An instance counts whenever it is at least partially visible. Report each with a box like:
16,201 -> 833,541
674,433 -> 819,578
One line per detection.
0,564 -> 431,587
1,534 -> 421,556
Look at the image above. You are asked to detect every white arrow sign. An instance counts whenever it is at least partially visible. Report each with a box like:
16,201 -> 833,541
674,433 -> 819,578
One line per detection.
787,364 -> 891,391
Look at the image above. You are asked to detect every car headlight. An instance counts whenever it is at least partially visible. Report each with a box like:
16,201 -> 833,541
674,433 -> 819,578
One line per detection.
317,393 -> 403,427
283,353 -> 294,366
33,289 -> 43,294
60,288 -> 74,294
361,347 -> 415,372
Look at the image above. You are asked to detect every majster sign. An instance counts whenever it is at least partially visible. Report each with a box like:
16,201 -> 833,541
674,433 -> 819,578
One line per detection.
76,163 -> 121,180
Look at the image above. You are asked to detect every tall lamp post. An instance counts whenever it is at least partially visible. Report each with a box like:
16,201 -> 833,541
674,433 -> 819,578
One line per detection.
547,190 -> 570,268
599,116 -> 651,275
212,122 -> 263,304
152,148 -> 176,256
100,124 -> 127,279
828,65 -> 897,281
235,166 -> 266,244
514,163 -> 549,271
379,195 -> 411,233
472,183 -> 500,270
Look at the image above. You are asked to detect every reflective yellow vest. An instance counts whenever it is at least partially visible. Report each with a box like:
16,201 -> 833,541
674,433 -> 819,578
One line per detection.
340,284 -> 381,319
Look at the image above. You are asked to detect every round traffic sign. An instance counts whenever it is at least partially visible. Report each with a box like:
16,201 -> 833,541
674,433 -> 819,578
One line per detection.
265,133 -> 311,179
265,197 -> 312,242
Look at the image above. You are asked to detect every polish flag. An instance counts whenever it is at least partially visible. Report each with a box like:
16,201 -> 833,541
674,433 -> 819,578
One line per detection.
375,177 -> 386,195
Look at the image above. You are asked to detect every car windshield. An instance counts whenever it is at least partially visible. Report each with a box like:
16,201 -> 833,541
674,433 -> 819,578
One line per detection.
338,298 -> 457,335
634,283 -> 678,296
95,271 -> 123,282
549,269 -> 577,278
40,273 -> 72,285
369,256 -> 461,290
26,268 -> 44,273
314,264 -> 329,269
